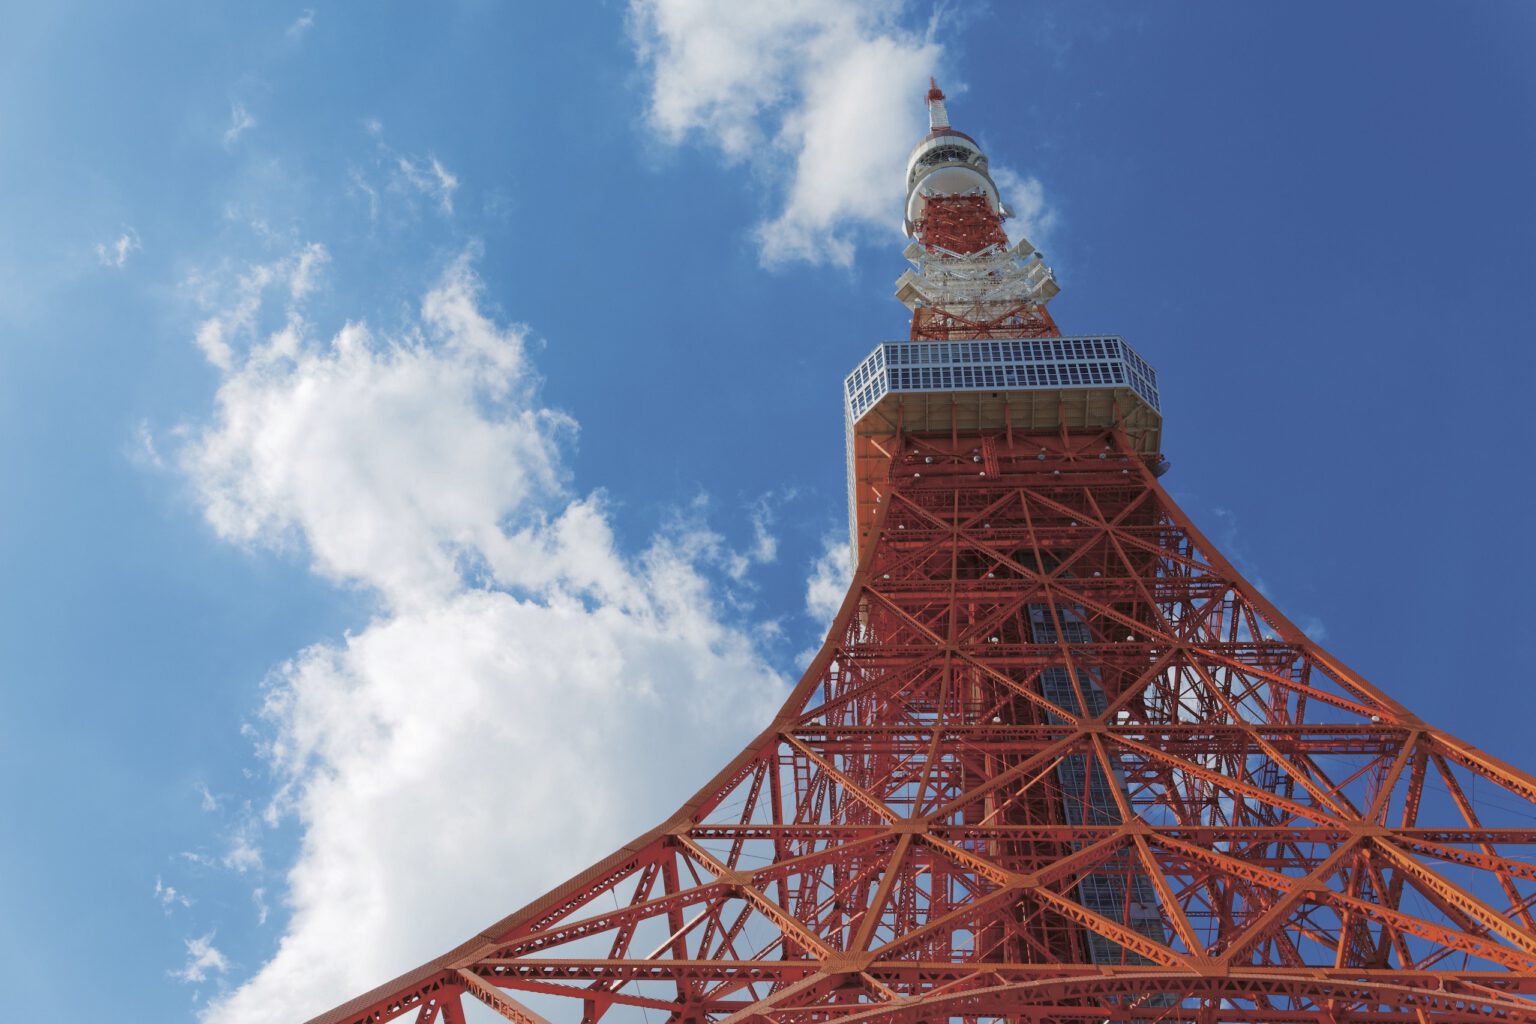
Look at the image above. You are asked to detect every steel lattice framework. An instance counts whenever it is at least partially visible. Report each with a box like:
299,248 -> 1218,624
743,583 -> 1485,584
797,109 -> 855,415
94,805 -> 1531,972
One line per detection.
309,436 -> 1536,1024
305,85 -> 1536,1024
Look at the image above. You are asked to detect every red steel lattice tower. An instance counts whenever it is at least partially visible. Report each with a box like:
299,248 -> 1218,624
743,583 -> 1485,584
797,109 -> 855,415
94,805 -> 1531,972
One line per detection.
309,84 -> 1536,1024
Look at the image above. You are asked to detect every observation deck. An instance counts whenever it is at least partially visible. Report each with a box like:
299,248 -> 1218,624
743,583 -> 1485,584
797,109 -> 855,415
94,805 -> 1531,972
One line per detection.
844,336 -> 1163,556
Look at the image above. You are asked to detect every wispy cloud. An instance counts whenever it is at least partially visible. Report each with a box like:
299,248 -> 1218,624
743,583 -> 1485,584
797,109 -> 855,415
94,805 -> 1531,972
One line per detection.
174,933 -> 231,984
347,169 -> 379,221
222,814 -> 263,874
394,154 -> 458,215
184,241 -> 328,370
1208,505 -> 1328,641
224,102 -> 257,147
129,419 -> 165,469
349,121 -> 460,220
174,246 -> 785,1023
155,876 -> 194,912
748,499 -> 779,564
95,228 -> 141,268
286,8 -> 315,39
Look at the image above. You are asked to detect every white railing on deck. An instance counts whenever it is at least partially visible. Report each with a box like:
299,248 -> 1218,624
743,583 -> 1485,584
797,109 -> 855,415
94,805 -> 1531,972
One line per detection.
842,336 -> 1160,559
845,336 -> 1159,423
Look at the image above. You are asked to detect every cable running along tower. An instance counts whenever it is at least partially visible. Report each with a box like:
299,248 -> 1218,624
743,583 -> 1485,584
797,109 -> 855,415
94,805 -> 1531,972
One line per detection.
310,83 -> 1536,1024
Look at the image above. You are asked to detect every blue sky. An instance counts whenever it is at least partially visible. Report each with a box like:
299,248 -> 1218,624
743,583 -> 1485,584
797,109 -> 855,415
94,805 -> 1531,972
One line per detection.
1,3 -> 1533,1022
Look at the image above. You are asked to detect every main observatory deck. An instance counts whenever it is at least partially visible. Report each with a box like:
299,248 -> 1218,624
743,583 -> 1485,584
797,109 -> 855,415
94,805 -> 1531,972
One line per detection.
844,336 -> 1164,556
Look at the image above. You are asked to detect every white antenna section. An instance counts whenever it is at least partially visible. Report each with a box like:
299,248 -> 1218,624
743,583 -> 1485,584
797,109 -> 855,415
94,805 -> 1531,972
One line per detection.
926,78 -> 950,130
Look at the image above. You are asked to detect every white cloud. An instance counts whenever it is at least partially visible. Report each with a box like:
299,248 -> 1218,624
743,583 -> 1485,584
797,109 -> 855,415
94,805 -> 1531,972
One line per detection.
748,499 -> 778,564
175,934 -> 231,984
347,169 -> 380,221
222,814 -> 264,874
155,876 -> 194,912
286,243 -> 327,300
184,253 -> 556,606
286,9 -> 315,39
350,122 -> 461,220
131,418 -> 165,469
805,531 -> 851,627
793,531 -> 852,668
178,247 -> 786,1024
186,242 -> 328,371
394,154 -> 459,214
95,228 -> 141,268
225,103 -> 257,147
630,4 -> 1061,268
1206,504 -> 1327,642
992,165 -> 1059,254
198,783 -> 220,812
630,0 -> 940,266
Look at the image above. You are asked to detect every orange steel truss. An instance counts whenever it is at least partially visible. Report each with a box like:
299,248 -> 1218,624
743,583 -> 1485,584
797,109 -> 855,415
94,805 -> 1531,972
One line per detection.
307,429 -> 1536,1024
913,195 -> 1009,256
906,194 -> 1058,341
909,301 -> 1059,342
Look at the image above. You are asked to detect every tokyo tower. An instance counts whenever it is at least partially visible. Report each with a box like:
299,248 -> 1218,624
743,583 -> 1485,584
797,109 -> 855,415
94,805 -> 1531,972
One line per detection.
308,83 -> 1536,1024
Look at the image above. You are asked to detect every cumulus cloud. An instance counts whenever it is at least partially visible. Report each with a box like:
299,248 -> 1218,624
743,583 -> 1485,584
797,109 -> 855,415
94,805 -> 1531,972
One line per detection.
95,228 -> 141,268
805,531 -> 852,627
184,254 -> 557,605
630,3 -> 1062,267
630,0 -> 940,266
176,247 -> 786,1024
